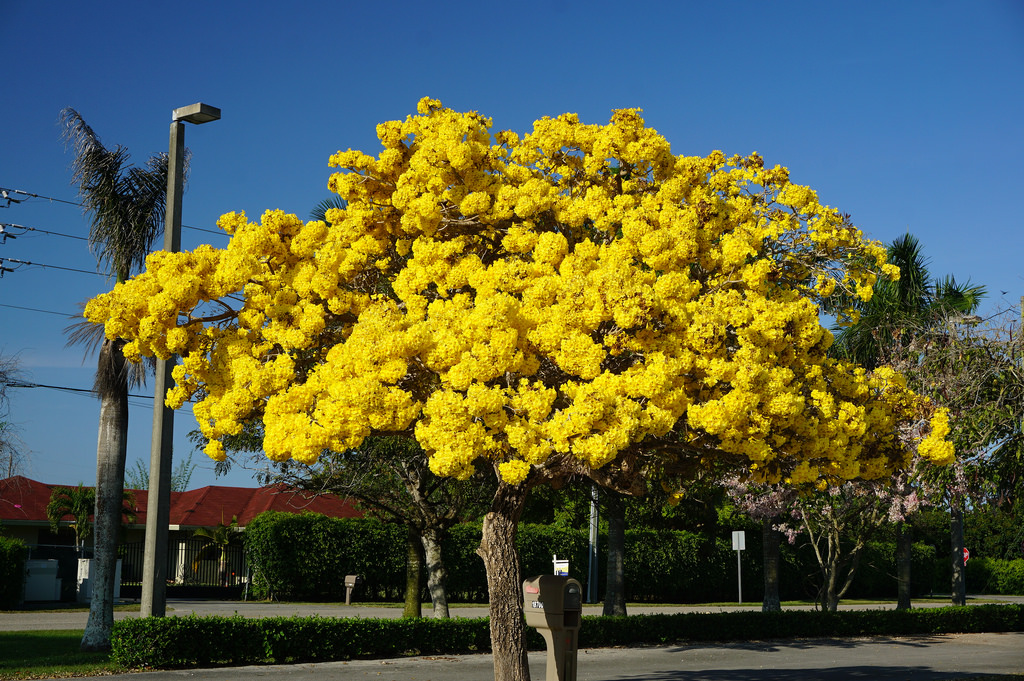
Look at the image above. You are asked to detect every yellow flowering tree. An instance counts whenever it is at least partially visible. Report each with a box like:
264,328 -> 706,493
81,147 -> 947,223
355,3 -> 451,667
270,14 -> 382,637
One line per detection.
87,99 -> 952,681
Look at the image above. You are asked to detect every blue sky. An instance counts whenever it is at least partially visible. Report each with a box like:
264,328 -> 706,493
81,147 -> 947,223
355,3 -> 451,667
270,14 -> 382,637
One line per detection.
2,1 -> 1022,490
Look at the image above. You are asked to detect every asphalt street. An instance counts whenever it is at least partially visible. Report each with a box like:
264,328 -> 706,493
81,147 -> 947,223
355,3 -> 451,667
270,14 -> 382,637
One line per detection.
4,598 -> 1023,679
27,632 -> 1024,680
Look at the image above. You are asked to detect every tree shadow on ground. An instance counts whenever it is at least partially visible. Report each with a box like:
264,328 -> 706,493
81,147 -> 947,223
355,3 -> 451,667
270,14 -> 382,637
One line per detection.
671,634 -> 945,654
609,668 -> 1008,681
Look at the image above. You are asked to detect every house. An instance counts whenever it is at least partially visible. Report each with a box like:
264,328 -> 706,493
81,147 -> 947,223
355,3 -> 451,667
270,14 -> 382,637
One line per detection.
0,476 -> 361,598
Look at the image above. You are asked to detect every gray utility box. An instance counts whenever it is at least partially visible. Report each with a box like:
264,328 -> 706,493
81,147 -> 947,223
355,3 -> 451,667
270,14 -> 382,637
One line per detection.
24,559 -> 61,602
523,574 -> 582,681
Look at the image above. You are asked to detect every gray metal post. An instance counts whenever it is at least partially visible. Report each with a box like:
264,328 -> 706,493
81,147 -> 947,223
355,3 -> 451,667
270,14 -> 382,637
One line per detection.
587,484 -> 599,603
140,119 -> 184,618
736,548 -> 743,604
140,103 -> 219,618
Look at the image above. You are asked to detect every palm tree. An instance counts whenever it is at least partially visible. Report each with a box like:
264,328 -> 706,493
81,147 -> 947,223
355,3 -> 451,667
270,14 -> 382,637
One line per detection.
46,484 -> 95,556
830,232 -> 984,609
192,515 -> 239,587
61,108 -> 172,652
831,233 -> 985,369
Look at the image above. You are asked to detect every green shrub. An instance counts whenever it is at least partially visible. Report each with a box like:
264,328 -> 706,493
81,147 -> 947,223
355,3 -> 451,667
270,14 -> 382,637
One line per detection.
243,512 -> 406,601
111,604 -> 1024,669
967,557 -> 1024,595
0,536 -> 27,609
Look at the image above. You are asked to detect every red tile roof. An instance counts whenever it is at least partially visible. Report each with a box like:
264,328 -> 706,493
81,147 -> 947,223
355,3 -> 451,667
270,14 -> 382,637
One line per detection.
0,476 -> 361,528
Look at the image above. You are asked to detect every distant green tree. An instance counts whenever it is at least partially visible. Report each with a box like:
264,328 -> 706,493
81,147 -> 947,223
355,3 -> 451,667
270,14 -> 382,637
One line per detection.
46,484 -> 95,556
829,232 -> 985,609
0,354 -> 26,477
192,515 -> 240,586
125,451 -> 196,492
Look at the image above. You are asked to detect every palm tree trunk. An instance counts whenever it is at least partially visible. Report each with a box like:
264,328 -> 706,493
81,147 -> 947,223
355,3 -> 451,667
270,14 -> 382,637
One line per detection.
602,492 -> 627,616
478,481 -> 531,681
82,339 -> 128,652
951,497 -> 967,606
420,527 -> 450,618
761,518 -> 781,612
403,526 -> 423,618
896,521 -> 912,610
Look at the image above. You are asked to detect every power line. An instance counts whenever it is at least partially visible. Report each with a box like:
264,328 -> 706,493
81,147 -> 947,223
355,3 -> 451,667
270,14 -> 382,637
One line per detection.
0,187 -> 80,208
3,379 -> 152,399
0,222 -> 88,242
2,188 -> 227,237
2,378 -> 195,414
0,257 -> 104,277
183,223 -> 225,237
0,302 -> 76,317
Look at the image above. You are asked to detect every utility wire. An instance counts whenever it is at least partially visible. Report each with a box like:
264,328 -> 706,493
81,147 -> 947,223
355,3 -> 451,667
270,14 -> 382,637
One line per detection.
0,257 -> 104,277
0,187 -> 81,208
2,187 -> 227,237
4,379 -> 153,399
0,222 -> 88,242
0,302 -> 76,317
3,378 -> 195,413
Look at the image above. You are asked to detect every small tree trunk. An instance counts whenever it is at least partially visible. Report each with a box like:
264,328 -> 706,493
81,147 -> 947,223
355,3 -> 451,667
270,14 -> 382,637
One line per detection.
761,518 -> 781,612
82,339 -> 128,652
951,498 -> 966,606
896,521 -> 912,610
478,481 -> 531,681
603,492 -> 627,616
421,526 -> 450,618
403,526 -> 423,618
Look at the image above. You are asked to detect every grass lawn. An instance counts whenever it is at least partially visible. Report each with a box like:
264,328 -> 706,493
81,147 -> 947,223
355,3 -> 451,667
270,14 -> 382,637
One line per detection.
0,630 -> 122,680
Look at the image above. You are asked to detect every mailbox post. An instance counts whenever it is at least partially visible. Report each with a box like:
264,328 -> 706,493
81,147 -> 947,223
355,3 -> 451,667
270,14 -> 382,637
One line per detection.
344,575 -> 362,605
523,574 -> 582,681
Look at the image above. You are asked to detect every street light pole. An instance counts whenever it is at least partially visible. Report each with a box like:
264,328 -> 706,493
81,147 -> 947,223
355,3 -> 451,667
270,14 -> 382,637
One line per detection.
140,103 -> 220,618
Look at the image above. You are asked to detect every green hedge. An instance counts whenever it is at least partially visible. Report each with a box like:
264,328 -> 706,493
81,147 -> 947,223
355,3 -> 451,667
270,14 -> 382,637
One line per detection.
242,512 -> 949,605
244,512 -> 407,601
0,536 -> 27,609
111,604 -> 1024,669
967,558 -> 1024,595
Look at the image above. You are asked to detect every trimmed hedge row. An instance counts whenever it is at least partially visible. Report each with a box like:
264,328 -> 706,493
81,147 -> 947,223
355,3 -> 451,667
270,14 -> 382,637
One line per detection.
967,558 -> 1024,595
0,536 -> 27,609
111,604 -> 1024,669
243,512 -> 953,604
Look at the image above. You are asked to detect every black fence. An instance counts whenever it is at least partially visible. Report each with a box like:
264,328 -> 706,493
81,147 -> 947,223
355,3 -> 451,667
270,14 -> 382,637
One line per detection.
119,539 -> 247,587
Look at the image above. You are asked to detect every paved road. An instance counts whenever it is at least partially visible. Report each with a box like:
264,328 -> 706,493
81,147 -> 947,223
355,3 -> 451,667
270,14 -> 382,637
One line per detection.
25,632 -> 1024,680
5,595 -> 1023,632
5,598 -> 1023,679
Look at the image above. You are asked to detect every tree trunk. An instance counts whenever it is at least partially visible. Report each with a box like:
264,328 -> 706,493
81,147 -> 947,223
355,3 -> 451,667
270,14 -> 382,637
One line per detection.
403,526 -> 423,618
81,339 -> 128,652
478,481 -> 531,681
603,492 -> 627,616
421,526 -> 450,618
951,498 -> 966,606
896,521 -> 912,610
761,518 -> 781,612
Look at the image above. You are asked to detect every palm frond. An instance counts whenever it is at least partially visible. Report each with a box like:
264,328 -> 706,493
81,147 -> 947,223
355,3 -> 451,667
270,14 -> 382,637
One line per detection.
64,301 -> 152,389
60,107 -> 173,282
309,196 -> 347,224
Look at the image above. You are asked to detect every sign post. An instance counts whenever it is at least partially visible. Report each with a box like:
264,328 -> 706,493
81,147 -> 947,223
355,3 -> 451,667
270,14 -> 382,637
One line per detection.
732,531 -> 746,604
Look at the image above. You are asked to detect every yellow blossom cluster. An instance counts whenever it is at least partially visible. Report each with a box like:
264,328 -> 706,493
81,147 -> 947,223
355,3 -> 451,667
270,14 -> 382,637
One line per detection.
86,98 -> 950,486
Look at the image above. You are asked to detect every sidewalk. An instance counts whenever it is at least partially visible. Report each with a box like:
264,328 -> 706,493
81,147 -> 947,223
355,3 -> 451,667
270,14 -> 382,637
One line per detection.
22,632 -> 1024,680
3,594 -> 1022,632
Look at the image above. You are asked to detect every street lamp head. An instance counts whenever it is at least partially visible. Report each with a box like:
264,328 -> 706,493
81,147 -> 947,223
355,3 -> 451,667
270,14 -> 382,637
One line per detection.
172,102 -> 221,125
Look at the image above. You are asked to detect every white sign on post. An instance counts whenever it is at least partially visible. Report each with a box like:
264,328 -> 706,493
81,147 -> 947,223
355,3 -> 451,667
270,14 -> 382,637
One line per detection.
732,531 -> 746,603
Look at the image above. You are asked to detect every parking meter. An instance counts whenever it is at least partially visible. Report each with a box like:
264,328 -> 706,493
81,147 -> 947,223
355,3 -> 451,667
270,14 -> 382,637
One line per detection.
523,575 -> 582,681
344,574 -> 362,605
